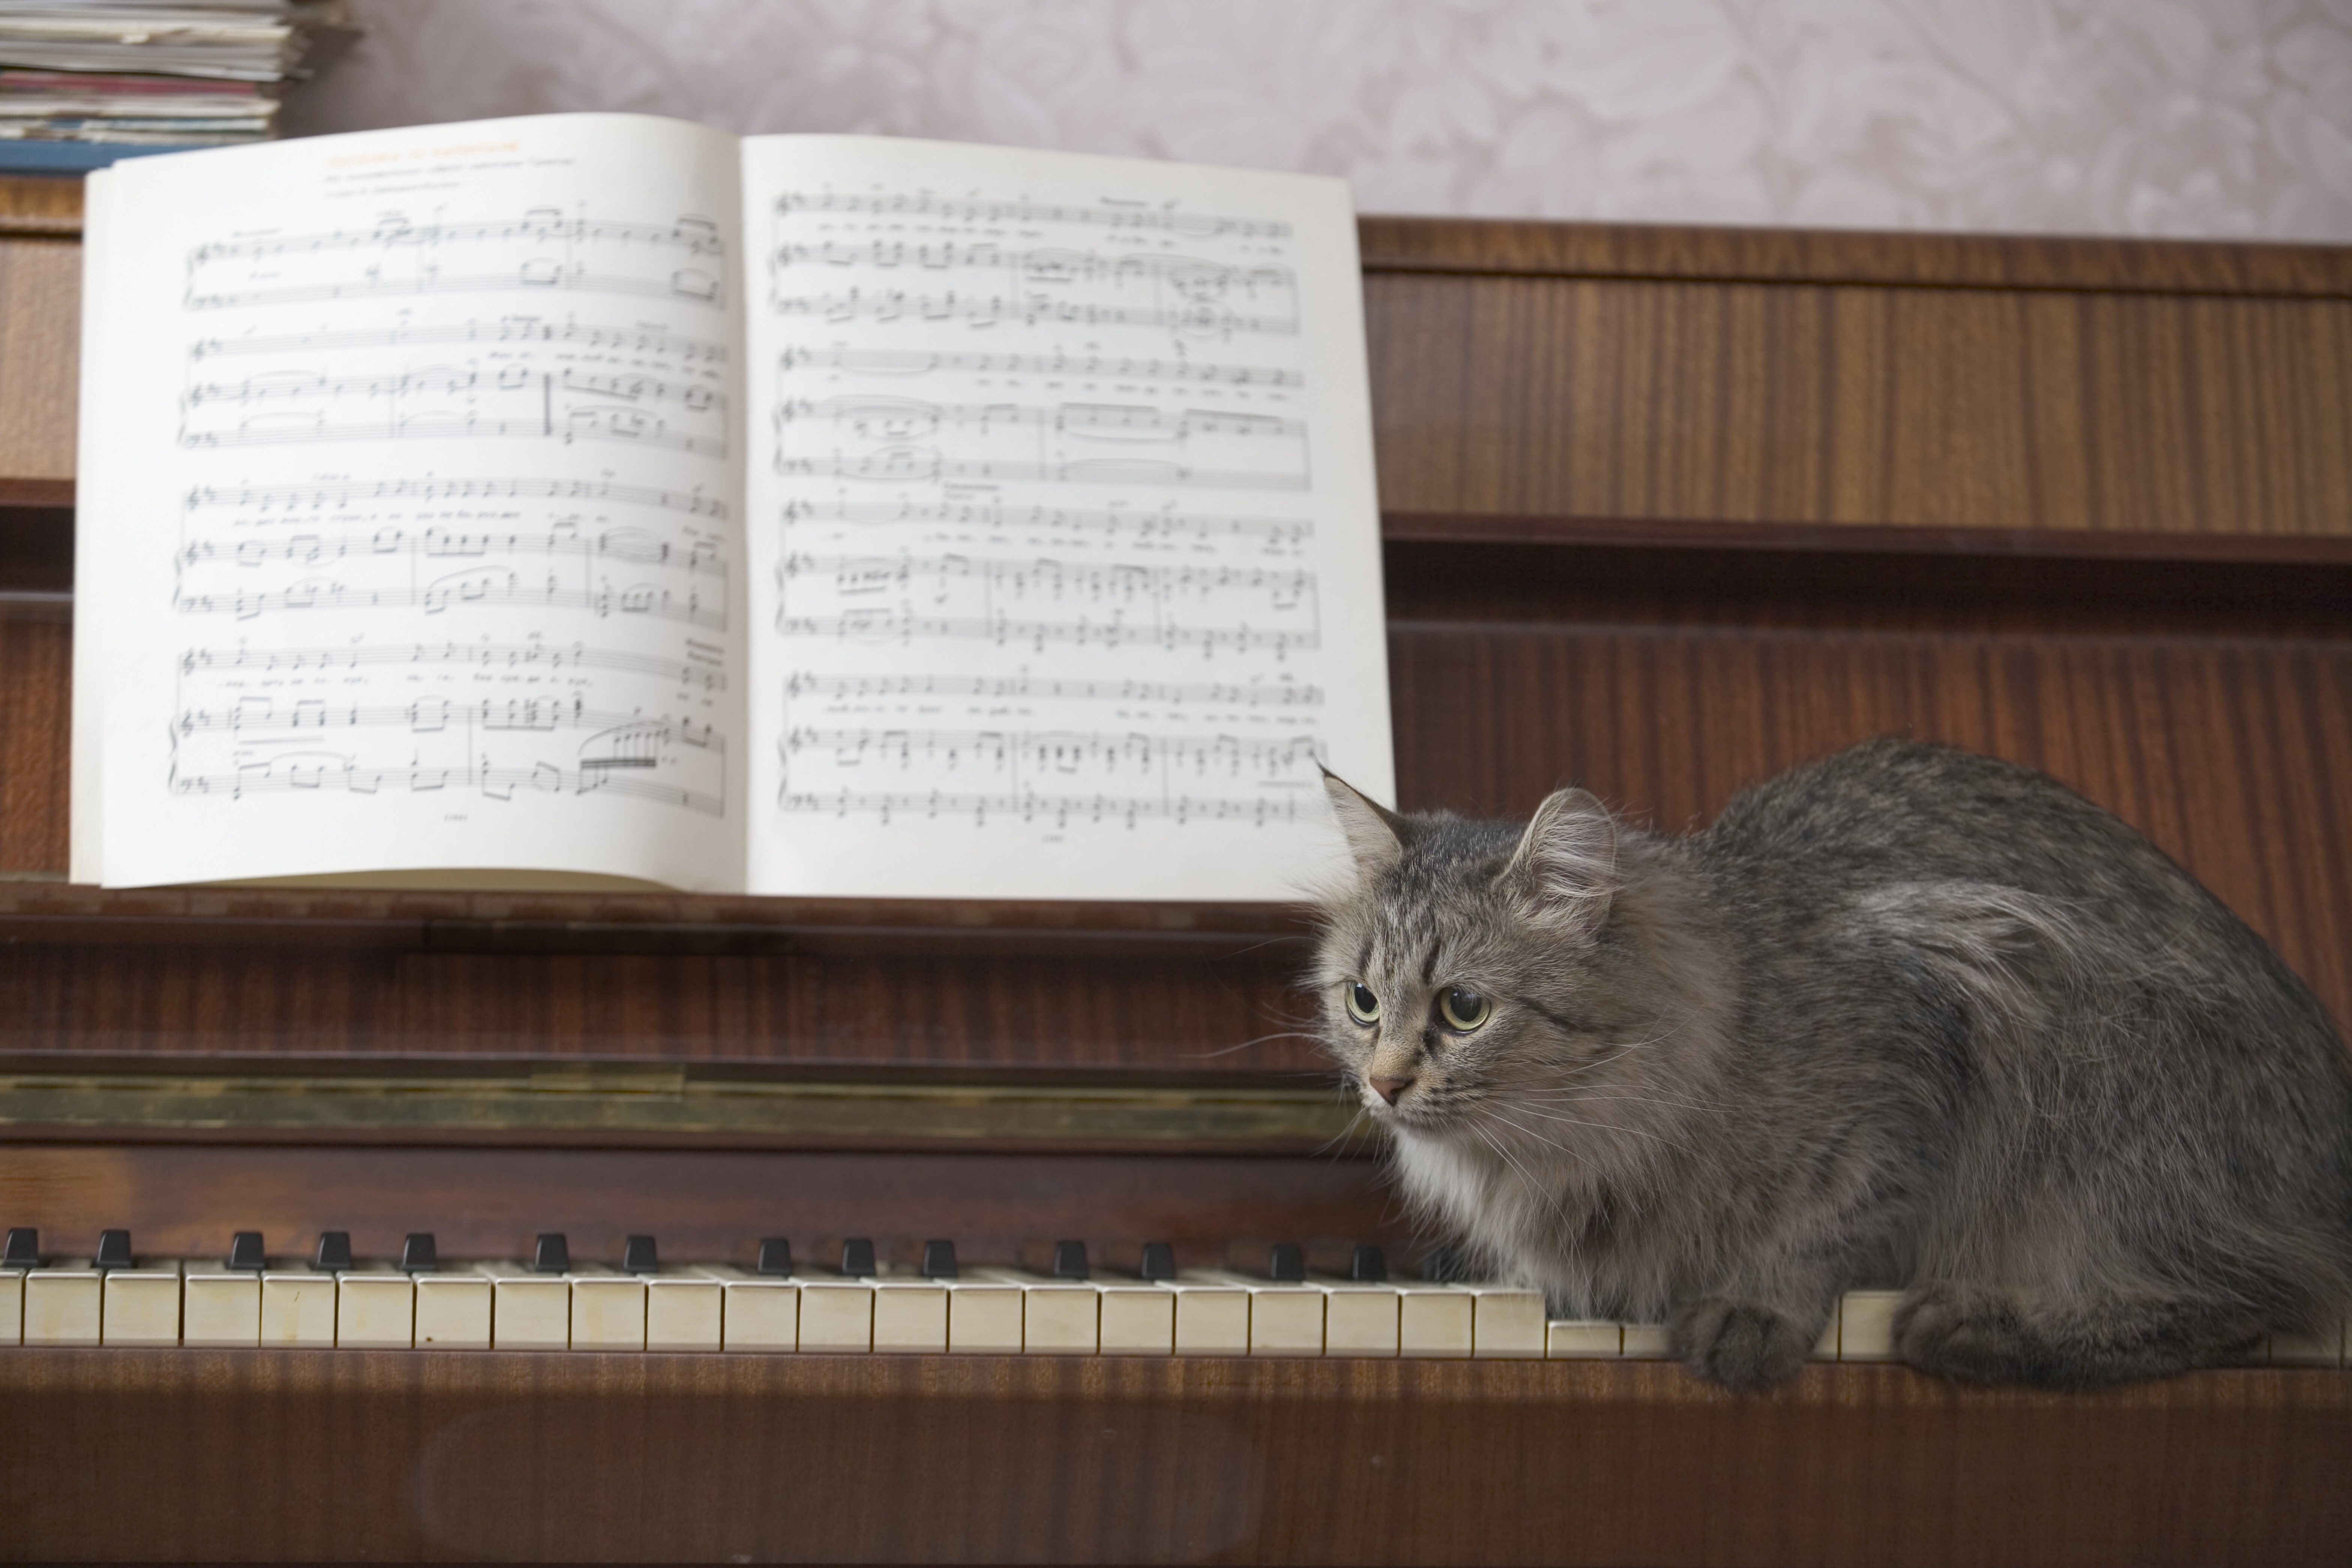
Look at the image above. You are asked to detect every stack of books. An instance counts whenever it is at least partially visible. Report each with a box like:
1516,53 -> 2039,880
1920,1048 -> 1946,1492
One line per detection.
0,0 -> 354,173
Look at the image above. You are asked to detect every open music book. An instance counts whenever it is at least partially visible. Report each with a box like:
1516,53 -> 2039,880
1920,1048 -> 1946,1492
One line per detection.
69,114 -> 1395,898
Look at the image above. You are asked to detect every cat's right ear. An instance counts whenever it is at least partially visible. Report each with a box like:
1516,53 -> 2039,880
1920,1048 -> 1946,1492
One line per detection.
1321,768 -> 1406,883
1500,787 -> 1619,938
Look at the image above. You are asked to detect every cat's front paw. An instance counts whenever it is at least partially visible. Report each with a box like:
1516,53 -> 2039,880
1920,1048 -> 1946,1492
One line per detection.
1669,1297 -> 1811,1392
1894,1283 -> 2037,1384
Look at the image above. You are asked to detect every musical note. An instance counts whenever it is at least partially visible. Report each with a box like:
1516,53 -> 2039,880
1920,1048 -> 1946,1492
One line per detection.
186,207 -> 729,311
775,345 -> 1300,388
168,761 -> 723,816
190,317 -> 727,365
771,288 -> 1296,338
777,786 -> 1306,828
190,212 -> 726,264
179,364 -> 729,456
176,638 -> 726,691
174,574 -> 725,630
774,239 -> 1294,296
172,632 -> 730,819
175,695 -> 724,747
187,476 -> 728,521
772,190 -> 1291,239
181,527 -> 726,578
781,671 -> 1322,706
777,497 -> 1310,551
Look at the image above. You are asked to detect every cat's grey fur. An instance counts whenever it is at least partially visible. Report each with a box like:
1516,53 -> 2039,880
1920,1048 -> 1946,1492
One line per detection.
1314,738 -> 2352,1391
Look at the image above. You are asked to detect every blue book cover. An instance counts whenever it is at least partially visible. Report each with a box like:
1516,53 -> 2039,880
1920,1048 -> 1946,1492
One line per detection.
0,139 -> 213,174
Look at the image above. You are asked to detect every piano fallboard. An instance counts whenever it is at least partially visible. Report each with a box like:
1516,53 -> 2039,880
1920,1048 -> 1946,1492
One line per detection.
2,1348 -> 2345,1566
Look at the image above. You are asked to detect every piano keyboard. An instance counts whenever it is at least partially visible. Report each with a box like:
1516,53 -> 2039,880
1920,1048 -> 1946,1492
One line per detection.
5,1227 -> 2344,1366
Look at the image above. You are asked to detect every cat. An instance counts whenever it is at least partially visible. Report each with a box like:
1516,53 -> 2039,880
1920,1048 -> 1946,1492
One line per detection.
1313,737 -> 2352,1391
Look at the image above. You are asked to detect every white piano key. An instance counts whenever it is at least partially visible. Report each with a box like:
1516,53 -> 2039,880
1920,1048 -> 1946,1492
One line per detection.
334,1268 -> 415,1348
644,1270 -> 722,1352
0,1268 -> 20,1346
1837,1291 -> 1902,1361
1621,1323 -> 1674,1359
932,1278 -> 1021,1354
412,1271 -> 491,1349
2268,1316 -> 2343,1367
1315,1280 -> 1400,1357
796,1272 -> 876,1352
1096,1280 -> 1175,1356
476,1263 -> 569,1350
974,1268 -> 1099,1353
569,1267 -> 647,1351
181,1268 -> 261,1348
871,1277 -> 949,1353
1812,1299 -> 1843,1361
1190,1270 -> 1325,1357
1394,1280 -> 1472,1358
693,1265 -> 799,1352
1450,1283 -> 1545,1359
24,1262 -> 101,1346
1545,1319 -> 1623,1358
101,1260 -> 184,1347
1155,1275 -> 1251,1356
259,1268 -> 336,1346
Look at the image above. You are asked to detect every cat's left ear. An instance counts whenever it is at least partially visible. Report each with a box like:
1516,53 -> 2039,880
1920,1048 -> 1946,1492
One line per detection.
1500,787 -> 1618,937
1322,767 -> 1406,882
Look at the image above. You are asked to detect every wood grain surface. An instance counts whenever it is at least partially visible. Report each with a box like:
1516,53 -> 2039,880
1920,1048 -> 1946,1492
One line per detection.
0,1142 -> 1400,1271
1,1347 -> 2345,1566
1358,212 -> 2352,296
1367,271 -> 2352,535
0,174 -> 80,239
0,235 -> 75,505
1,534 -> 2341,1072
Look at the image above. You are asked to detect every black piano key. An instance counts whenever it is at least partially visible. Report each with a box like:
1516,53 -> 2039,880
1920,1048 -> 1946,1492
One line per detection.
94,1230 -> 133,1271
755,1237 -> 793,1277
227,1232 -> 266,1272
622,1235 -> 658,1275
1268,1243 -> 1306,1283
2,1227 -> 36,1268
839,1238 -> 876,1278
313,1231 -> 353,1272
401,1233 -> 438,1274
1420,1244 -> 1467,1283
1351,1243 -> 1389,1283
1051,1240 -> 1089,1281
920,1239 -> 958,1280
532,1233 -> 570,1275
1138,1241 -> 1176,1281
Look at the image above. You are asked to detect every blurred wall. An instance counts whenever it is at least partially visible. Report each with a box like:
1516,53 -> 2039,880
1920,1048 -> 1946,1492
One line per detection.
293,0 -> 2352,240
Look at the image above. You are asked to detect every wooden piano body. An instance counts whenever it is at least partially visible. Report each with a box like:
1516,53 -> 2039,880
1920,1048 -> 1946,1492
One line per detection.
2,174 -> 2349,1563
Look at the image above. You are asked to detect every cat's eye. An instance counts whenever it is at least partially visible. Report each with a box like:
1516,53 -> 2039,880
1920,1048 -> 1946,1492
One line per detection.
1343,982 -> 1380,1026
1438,987 -> 1491,1032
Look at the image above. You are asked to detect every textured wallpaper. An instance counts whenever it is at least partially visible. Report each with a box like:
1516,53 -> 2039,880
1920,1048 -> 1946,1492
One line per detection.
290,0 -> 2352,241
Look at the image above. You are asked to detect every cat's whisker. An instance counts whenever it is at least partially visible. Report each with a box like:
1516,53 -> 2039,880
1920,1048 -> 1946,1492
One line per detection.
1516,1090 -> 1723,1117
1179,1030 -> 1323,1060
1464,1118 -> 1591,1229
1481,1101 -> 1697,1155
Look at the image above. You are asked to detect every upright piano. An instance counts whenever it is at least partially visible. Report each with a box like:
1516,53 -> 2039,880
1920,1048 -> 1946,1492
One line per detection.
2,174 -> 2349,1564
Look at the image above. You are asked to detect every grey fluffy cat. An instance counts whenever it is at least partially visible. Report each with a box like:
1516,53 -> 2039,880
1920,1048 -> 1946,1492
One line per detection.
1315,738 -> 2352,1391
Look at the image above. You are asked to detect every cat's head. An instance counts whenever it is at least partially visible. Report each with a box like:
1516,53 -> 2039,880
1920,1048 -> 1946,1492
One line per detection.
1311,773 -> 1693,1146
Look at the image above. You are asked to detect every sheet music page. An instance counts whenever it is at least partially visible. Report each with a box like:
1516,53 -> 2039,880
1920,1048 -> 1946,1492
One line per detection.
739,137 -> 1395,901
72,115 -> 749,890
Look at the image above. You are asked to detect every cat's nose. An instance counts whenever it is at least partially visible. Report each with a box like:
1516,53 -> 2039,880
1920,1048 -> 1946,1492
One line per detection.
1370,1075 -> 1414,1105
